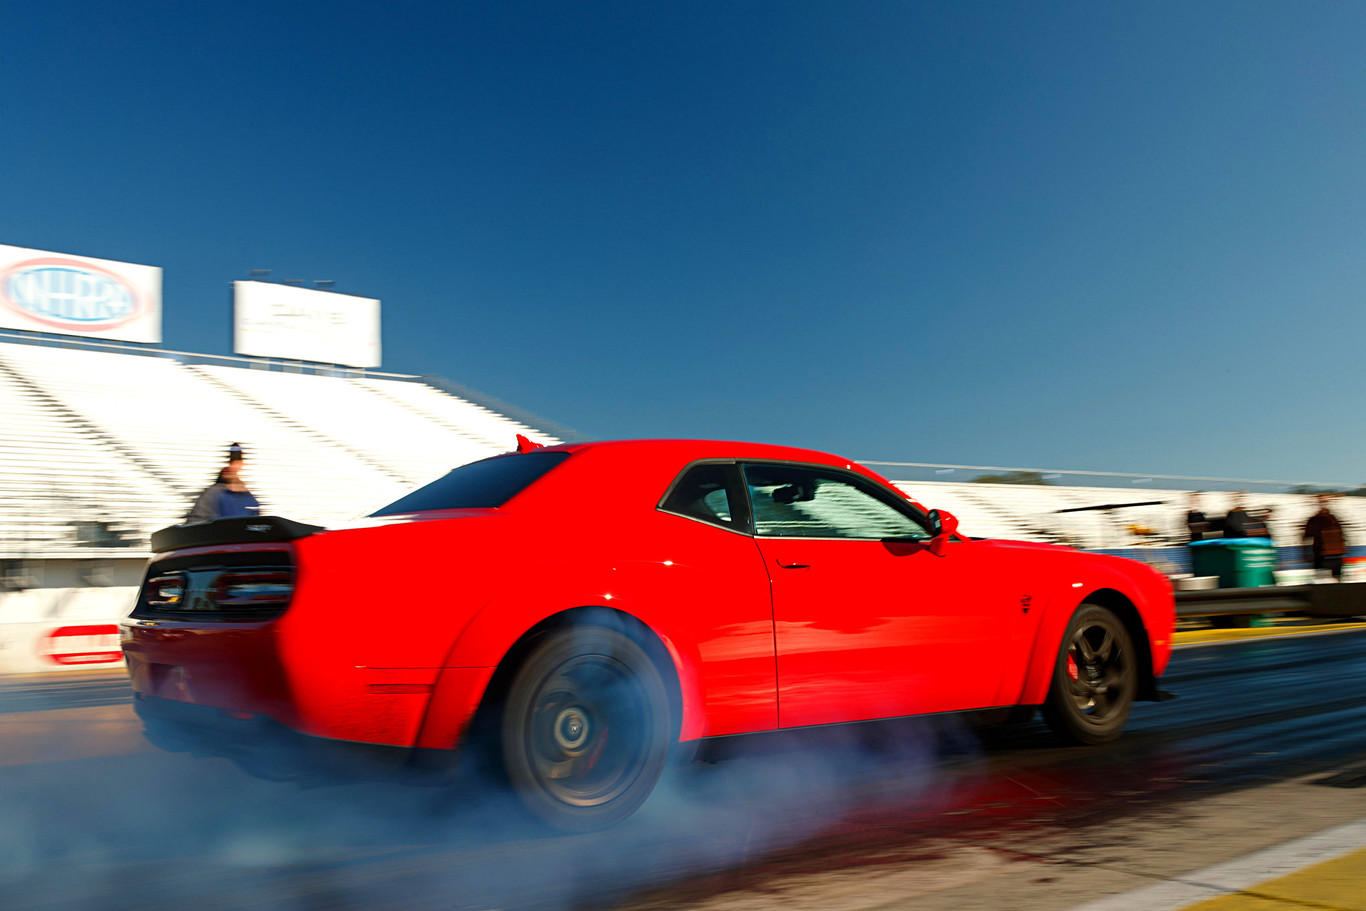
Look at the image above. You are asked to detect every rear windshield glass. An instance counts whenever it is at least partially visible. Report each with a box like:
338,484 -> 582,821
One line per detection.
370,451 -> 570,515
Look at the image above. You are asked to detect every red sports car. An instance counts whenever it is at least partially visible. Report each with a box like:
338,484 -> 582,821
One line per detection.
122,438 -> 1175,830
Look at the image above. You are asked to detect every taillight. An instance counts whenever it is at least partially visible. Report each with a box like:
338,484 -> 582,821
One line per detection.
133,549 -> 295,620
147,574 -> 186,608
214,571 -> 294,607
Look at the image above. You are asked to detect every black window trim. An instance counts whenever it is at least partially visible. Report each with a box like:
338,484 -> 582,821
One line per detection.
656,459 -> 754,535
739,459 -> 933,542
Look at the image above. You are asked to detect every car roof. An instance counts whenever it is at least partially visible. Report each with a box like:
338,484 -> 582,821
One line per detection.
537,438 -> 864,469
512,438 -> 907,500
498,438 -> 927,518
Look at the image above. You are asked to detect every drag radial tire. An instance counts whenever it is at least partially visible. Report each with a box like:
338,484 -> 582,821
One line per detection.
500,625 -> 671,832
1042,603 -> 1138,745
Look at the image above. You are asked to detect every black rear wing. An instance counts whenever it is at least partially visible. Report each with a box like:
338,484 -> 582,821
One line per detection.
150,516 -> 325,554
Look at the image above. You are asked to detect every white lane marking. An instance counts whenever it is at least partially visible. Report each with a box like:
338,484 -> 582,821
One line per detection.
1068,818 -> 1366,911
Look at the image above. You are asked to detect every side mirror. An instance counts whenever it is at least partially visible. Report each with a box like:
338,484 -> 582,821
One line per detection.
927,509 -> 959,555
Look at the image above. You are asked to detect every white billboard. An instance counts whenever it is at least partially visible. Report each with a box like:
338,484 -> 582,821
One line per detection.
233,281 -> 381,368
0,245 -> 163,343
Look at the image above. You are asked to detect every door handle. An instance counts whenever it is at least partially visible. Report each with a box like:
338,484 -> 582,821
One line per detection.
776,560 -> 810,569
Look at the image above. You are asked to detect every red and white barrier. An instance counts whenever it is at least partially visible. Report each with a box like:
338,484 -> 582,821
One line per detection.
42,625 -> 123,666
0,587 -> 137,674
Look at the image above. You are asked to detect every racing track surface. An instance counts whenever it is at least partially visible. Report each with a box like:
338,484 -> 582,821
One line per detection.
2,628 -> 1365,911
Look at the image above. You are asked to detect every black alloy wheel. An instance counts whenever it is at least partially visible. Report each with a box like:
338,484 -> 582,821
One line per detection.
1042,603 -> 1138,744
500,625 -> 670,831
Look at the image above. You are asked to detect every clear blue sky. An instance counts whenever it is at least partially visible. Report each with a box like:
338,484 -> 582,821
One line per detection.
5,2 -> 1365,483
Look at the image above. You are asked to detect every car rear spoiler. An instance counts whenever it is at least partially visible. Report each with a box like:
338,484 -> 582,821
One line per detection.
150,516 -> 326,554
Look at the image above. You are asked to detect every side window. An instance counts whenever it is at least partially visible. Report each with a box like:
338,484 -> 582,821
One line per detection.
742,463 -> 930,540
660,464 -> 745,530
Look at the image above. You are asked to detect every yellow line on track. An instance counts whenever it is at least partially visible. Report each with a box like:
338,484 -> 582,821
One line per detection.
1072,822 -> 1366,911
1175,620 -> 1366,646
1178,847 -> 1366,910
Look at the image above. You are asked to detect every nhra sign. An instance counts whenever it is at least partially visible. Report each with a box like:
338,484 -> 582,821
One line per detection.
234,281 -> 381,368
0,244 -> 163,343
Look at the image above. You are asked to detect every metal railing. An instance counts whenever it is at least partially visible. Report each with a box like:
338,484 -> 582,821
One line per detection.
862,459 -> 1360,496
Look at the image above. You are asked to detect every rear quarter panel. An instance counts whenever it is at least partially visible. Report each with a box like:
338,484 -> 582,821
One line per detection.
269,515 -> 511,744
284,444 -> 784,749
428,506 -> 779,745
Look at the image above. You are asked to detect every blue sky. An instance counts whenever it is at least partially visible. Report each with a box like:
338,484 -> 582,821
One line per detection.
4,2 -> 1365,483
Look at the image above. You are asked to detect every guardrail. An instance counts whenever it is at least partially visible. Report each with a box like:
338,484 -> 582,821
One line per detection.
865,459 -> 1360,495
1176,581 -> 1366,621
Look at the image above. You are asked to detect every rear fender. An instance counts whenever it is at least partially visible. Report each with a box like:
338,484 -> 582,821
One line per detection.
415,572 -> 701,750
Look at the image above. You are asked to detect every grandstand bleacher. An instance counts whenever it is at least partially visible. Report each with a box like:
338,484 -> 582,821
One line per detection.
1,336 -> 1362,559
893,481 -> 1365,560
0,339 -> 560,555
2,335 -> 1363,672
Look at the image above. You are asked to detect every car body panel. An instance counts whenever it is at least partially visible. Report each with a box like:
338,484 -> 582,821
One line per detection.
121,438 -> 1175,758
759,536 -> 1029,726
431,517 -> 780,741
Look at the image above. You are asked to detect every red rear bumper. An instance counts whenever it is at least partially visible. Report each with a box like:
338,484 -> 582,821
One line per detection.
121,616 -> 449,747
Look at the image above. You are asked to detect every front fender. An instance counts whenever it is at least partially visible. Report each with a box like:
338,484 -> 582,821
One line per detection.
1014,557 -> 1174,707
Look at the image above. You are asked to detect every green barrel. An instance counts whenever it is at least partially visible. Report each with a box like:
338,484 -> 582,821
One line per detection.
1189,538 -> 1277,588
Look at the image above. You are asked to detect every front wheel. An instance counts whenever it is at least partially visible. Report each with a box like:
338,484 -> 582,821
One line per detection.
500,626 -> 670,832
1042,604 -> 1138,744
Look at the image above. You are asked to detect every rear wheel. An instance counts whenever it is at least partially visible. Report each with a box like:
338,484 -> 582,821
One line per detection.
1042,604 -> 1137,744
500,626 -> 670,831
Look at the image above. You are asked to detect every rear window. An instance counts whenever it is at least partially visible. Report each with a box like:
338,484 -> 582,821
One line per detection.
370,451 -> 570,515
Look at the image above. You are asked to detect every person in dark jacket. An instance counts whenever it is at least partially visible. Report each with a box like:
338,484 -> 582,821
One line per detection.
187,443 -> 261,523
1303,494 -> 1347,580
1244,507 -> 1271,541
1221,492 -> 1253,539
1185,492 -> 1211,542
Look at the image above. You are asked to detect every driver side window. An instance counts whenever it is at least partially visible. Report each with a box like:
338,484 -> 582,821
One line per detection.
742,463 -> 930,540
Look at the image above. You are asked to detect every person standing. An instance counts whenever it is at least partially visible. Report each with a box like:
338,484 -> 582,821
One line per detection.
1221,492 -> 1253,539
1246,506 -> 1272,542
186,443 -> 261,523
1185,492 -> 1211,542
1302,494 -> 1347,580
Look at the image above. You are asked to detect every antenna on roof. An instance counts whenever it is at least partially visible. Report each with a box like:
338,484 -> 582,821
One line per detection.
248,269 -> 271,282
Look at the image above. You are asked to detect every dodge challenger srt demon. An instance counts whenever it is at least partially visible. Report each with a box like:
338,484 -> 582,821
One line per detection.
122,438 -> 1175,830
